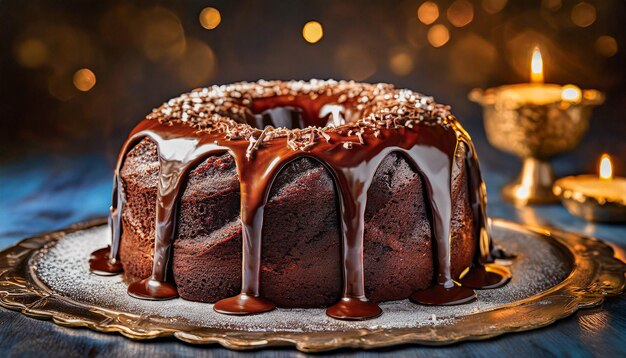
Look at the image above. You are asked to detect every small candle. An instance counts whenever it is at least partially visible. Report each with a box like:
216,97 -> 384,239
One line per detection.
554,154 -> 626,222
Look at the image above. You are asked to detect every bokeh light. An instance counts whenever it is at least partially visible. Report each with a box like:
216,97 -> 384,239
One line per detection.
561,84 -> 582,102
140,7 -> 186,63
427,24 -> 450,48
595,35 -> 618,58
302,21 -> 323,43
25,25 -> 97,76
482,0 -> 508,15
447,0 -> 474,28
388,49 -> 414,76
417,2 -> 439,25
199,7 -> 221,30
541,0 -> 562,12
571,2 -> 596,28
449,34 -> 497,84
73,68 -> 96,92
2,1 -> 625,161
177,38 -> 217,87
14,38 -> 48,68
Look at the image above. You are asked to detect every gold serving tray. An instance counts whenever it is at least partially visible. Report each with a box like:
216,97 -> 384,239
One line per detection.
0,218 -> 624,352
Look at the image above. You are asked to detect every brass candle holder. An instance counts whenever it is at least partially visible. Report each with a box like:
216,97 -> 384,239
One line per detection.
469,84 -> 604,205
469,47 -> 604,205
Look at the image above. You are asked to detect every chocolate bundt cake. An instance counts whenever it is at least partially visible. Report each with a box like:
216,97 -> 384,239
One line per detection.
90,79 -> 510,320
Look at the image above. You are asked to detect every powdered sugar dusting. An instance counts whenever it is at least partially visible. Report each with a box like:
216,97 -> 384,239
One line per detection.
33,223 -> 569,332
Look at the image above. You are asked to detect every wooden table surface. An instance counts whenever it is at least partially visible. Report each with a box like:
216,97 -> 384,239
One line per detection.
1,138 -> 625,357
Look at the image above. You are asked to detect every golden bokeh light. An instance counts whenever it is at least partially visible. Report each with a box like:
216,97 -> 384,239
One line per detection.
302,21 -> 323,44
571,2 -> 596,28
388,49 -> 414,76
561,84 -> 582,103
178,38 -> 217,87
73,68 -> 96,92
199,7 -> 221,30
482,0 -> 507,14
15,38 -> 48,68
595,36 -> 618,58
449,34 -> 498,84
541,0 -> 562,12
417,2 -> 439,25
447,0 -> 474,28
427,24 -> 450,48
141,7 -> 186,63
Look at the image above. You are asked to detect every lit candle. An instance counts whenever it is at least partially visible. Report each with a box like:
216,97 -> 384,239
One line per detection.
497,47 -> 582,106
553,154 -> 626,222
469,47 -> 604,206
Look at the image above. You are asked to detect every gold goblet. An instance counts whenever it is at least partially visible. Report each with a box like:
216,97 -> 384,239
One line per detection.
469,84 -> 604,205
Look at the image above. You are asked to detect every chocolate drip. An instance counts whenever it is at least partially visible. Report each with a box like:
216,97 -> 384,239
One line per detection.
407,138 -> 476,306
127,135 -> 199,300
89,139 -> 135,275
459,263 -> 511,289
459,133 -> 492,264
327,135 -> 474,317
125,127 -> 226,300
325,151 -> 388,320
88,247 -> 122,275
88,81 -> 511,320
455,125 -> 511,290
213,146 -> 287,315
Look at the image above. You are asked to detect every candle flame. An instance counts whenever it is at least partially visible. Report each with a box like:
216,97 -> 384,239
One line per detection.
530,47 -> 544,83
600,154 -> 613,180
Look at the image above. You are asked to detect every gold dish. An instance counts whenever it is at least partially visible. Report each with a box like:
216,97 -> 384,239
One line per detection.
0,218 -> 624,352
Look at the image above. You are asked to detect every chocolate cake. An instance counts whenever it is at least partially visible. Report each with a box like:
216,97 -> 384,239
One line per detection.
89,79 -> 511,320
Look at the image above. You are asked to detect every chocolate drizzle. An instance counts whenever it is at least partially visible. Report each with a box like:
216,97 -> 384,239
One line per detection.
89,80 -> 511,320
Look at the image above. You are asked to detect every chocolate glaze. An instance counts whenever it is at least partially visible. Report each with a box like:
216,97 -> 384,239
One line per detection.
88,247 -> 122,276
409,283 -> 477,306
213,294 -> 275,315
89,80 -> 512,320
459,263 -> 512,289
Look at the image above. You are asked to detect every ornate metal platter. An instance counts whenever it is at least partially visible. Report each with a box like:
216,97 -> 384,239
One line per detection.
0,218 -> 624,352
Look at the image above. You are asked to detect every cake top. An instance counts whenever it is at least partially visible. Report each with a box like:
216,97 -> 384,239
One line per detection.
145,79 -> 455,154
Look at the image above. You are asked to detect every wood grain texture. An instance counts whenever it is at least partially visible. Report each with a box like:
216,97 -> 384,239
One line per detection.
1,148 -> 625,356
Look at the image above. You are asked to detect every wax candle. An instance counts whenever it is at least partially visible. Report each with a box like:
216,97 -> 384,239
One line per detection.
554,154 -> 626,222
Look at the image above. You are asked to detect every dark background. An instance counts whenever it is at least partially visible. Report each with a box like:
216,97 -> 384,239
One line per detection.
0,0 -> 624,174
